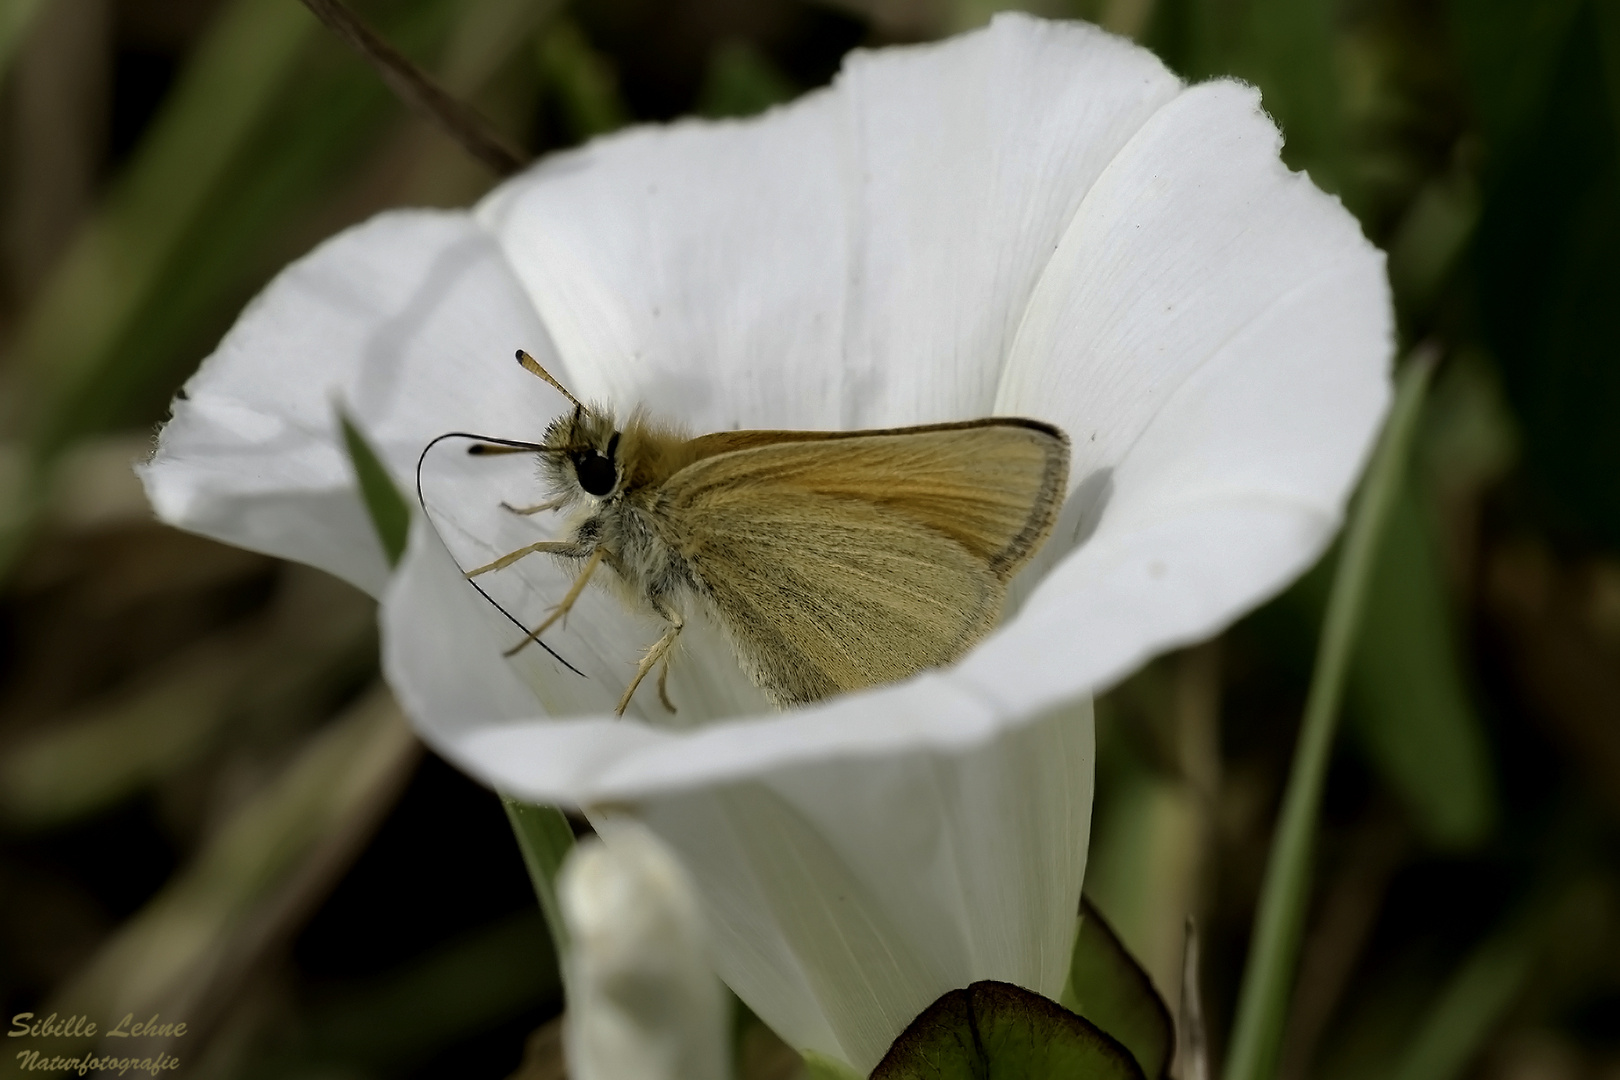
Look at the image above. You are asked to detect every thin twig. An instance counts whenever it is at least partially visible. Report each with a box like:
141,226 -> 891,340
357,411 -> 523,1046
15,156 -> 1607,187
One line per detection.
297,0 -> 529,176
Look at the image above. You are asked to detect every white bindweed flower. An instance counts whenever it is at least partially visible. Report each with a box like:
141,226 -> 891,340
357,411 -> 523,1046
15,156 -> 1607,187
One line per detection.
559,823 -> 729,1080
140,13 -> 1391,1073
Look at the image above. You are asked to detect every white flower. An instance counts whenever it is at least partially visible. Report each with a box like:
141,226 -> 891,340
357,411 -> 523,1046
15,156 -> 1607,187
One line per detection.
560,823 -> 729,1080
139,13 -> 1391,1073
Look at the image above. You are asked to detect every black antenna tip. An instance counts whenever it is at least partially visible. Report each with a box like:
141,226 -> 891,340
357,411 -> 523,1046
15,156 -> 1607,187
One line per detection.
514,349 -> 525,361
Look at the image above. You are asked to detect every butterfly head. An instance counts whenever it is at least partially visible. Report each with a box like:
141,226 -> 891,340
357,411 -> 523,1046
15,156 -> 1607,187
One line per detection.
542,405 -> 623,502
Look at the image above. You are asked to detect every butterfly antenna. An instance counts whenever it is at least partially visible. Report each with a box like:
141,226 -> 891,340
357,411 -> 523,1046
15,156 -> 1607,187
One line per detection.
515,350 -> 585,412
415,430 -> 586,678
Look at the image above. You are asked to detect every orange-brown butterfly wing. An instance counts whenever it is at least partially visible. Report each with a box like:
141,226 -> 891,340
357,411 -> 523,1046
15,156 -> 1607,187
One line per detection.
655,420 -> 1069,704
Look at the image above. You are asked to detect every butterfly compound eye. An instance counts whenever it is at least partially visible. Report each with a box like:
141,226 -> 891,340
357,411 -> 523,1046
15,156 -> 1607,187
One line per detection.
573,451 -> 616,496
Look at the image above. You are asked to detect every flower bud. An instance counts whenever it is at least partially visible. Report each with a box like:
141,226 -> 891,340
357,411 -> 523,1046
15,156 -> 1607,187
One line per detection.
560,824 -> 729,1080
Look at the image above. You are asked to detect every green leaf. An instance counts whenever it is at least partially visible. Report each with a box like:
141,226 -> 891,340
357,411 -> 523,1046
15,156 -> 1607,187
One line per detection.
501,797 -> 577,964
1062,898 -> 1175,1079
338,410 -> 411,567
873,981 -> 1146,1080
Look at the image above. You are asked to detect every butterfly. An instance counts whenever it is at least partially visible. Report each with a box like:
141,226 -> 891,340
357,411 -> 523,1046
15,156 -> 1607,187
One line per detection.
456,351 -> 1069,715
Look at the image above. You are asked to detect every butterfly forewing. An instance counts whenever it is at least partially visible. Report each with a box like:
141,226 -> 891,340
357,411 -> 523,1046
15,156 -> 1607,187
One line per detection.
654,421 -> 1070,704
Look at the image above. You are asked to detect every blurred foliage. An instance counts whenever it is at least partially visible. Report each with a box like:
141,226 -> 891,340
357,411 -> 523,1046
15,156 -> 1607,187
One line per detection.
2,0 -> 1619,1078
537,17 -> 628,138
1457,0 -> 1620,547
696,40 -> 799,118
0,0 -> 47,79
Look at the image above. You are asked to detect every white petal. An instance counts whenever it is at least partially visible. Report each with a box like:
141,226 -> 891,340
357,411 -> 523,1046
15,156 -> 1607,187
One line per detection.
140,210 -> 560,597
996,78 -> 1390,511
382,516 -> 559,743
147,18 -> 1390,768
477,91 -> 852,433
833,14 -> 1180,425
477,14 -> 1180,432
979,76 -> 1393,708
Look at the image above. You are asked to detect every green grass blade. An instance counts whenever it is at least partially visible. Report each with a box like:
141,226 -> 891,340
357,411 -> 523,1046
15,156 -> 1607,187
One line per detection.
338,408 -> 574,992
1222,350 -> 1438,1080
22,0 -> 460,459
502,797 -> 577,962
339,409 -> 411,567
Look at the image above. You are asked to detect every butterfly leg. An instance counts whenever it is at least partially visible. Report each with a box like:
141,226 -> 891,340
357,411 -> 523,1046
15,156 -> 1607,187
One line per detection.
617,606 -> 684,717
466,539 -> 584,578
656,657 -> 676,714
503,548 -> 605,657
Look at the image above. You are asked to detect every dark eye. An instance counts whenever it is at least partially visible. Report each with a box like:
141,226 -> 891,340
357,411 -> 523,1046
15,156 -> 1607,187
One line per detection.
573,451 -> 616,496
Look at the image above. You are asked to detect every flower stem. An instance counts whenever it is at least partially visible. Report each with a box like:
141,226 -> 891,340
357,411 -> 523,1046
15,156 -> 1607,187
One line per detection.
1223,348 -> 1438,1080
